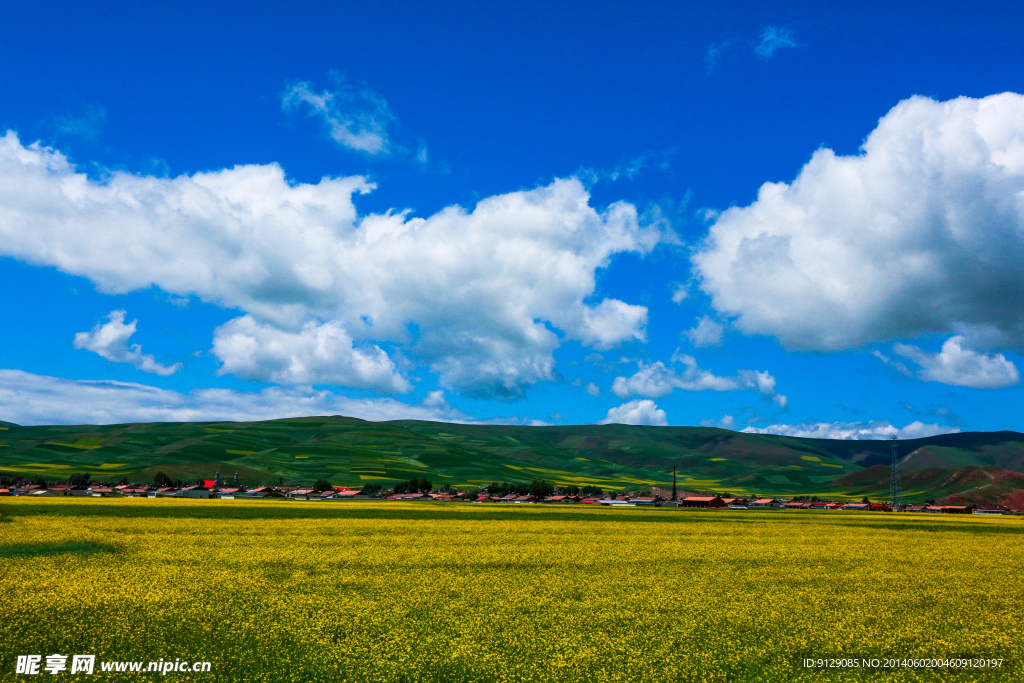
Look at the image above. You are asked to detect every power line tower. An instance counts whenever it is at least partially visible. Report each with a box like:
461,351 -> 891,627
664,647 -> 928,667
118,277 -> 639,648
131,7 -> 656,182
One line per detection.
889,434 -> 901,510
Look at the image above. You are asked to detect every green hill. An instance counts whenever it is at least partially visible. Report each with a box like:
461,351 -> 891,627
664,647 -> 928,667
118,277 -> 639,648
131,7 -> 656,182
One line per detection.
1,416 -> 1023,503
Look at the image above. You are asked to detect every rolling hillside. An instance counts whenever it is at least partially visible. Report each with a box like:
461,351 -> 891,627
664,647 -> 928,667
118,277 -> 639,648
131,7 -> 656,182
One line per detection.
1,416 -> 1023,503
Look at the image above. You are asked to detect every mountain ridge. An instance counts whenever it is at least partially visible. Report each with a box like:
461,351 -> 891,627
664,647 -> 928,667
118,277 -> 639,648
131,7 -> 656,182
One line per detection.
0,416 -> 1021,503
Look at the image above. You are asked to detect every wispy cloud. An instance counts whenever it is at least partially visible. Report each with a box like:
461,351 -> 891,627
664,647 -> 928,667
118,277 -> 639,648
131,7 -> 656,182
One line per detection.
686,316 -> 724,348
613,353 -> 787,407
705,40 -> 732,74
574,150 -> 671,185
755,26 -> 798,60
705,26 -> 799,74
283,73 -> 408,157
73,310 -> 181,376
743,420 -> 959,440
873,350 -> 913,377
671,283 -> 689,304
700,414 -> 737,430
0,369 -> 464,426
52,105 -> 106,141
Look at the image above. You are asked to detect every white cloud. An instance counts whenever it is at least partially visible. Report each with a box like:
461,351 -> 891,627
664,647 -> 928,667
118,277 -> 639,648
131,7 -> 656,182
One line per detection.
893,335 -> 1020,389
0,133 -> 660,398
671,283 -> 689,303
700,414 -> 737,430
73,310 -> 181,376
612,355 -> 786,406
743,420 -> 960,440
0,369 -> 468,426
572,378 -> 602,397
283,74 -> 397,155
755,26 -> 798,60
693,93 -> 1024,354
420,329 -> 559,400
580,298 -> 648,349
422,390 -> 447,408
599,399 -> 667,426
686,315 -> 724,347
211,316 -> 411,393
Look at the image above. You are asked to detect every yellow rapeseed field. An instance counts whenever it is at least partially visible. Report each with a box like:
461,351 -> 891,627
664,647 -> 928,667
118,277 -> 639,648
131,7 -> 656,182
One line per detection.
0,499 -> 1021,682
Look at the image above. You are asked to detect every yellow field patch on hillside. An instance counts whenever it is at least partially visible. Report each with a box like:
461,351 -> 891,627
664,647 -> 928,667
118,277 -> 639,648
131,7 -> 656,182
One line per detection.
226,449 -> 255,455
0,463 -> 67,472
801,455 -> 821,462
43,441 -> 102,450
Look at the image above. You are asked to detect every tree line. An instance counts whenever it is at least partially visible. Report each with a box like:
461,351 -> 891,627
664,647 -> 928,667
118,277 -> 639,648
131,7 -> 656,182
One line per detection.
484,480 -> 603,498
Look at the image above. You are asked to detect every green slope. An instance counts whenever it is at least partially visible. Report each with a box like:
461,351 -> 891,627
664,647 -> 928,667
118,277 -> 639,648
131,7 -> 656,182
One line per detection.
1,416 -> 1023,502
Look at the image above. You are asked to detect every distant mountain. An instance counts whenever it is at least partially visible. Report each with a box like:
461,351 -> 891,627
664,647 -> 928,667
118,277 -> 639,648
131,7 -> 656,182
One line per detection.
1,416 -> 1022,503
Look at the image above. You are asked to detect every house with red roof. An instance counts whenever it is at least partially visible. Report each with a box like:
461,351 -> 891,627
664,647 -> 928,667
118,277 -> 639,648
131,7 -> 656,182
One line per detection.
680,496 -> 726,508
330,489 -> 367,500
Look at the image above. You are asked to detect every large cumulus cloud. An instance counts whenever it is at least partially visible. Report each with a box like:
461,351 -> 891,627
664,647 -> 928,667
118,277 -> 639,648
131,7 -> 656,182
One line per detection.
0,133 -> 659,398
693,93 -> 1024,353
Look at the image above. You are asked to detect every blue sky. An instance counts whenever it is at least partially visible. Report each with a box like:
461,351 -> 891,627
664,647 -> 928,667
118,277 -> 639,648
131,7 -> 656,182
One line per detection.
2,1 -> 1024,437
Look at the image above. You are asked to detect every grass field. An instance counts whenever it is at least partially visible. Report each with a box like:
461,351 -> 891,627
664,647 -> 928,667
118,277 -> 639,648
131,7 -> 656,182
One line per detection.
1,499 -> 1021,682
3,416 -> 1024,501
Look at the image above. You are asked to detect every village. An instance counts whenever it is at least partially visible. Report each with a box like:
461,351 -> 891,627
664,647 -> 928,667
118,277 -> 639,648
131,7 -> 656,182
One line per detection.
0,477 -> 1017,515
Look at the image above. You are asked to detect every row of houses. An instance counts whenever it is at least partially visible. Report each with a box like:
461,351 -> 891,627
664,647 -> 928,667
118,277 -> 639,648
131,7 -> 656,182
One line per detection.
0,484 -> 370,501
468,494 -> 1014,513
1,485 -> 1016,514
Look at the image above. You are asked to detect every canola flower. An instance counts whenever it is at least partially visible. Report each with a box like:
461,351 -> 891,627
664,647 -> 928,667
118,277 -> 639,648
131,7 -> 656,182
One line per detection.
0,499 -> 1021,682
